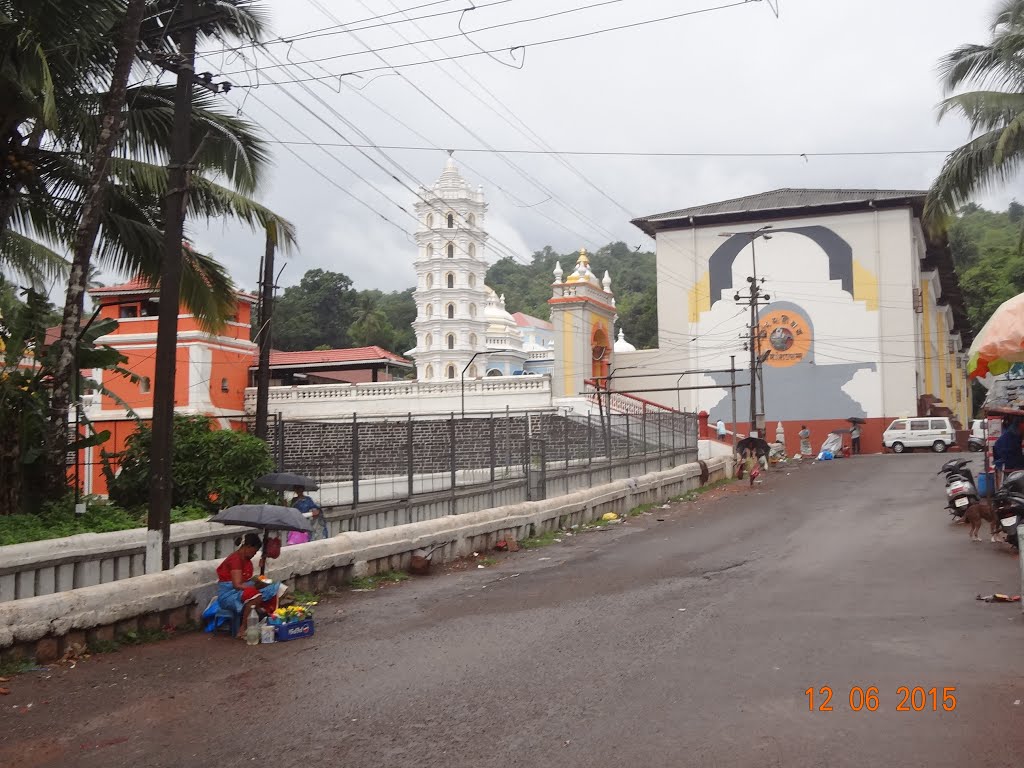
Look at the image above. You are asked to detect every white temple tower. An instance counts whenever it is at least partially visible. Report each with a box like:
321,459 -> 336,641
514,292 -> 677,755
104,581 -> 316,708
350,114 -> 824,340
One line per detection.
409,155 -> 491,381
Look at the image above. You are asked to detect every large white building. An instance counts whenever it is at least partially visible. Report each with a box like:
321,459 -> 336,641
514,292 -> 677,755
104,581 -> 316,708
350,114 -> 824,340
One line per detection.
408,155 -> 558,380
622,189 -> 972,451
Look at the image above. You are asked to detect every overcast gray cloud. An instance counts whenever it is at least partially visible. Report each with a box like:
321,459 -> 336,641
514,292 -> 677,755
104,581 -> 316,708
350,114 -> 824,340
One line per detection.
179,0 -> 998,294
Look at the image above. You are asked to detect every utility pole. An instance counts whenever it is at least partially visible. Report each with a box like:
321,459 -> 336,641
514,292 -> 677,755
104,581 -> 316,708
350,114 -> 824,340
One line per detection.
254,229 -> 276,439
735,276 -> 771,439
729,355 -> 737,452
142,0 -> 235,573
147,0 -> 197,573
722,226 -> 773,439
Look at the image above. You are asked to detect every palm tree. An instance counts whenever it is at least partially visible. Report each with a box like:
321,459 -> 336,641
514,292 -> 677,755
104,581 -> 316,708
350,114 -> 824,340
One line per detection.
1,0 -> 297,499
348,294 -> 395,349
925,0 -> 1024,229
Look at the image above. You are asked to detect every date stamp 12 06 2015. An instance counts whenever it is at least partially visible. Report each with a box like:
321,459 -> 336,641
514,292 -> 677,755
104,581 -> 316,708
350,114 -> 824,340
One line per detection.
805,686 -> 958,712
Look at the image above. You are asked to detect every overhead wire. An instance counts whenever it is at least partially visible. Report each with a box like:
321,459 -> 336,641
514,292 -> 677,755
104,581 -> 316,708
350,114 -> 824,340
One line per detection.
302,0 -> 616,246
230,1 -> 761,85
377,0 -> 637,220
220,0 -> 634,75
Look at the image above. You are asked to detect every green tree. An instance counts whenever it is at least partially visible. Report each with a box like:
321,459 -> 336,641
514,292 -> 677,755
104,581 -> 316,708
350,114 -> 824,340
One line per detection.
948,204 -> 1024,330
0,0 -> 297,499
348,291 -> 395,349
273,269 -> 358,350
106,415 -> 273,512
925,0 -> 1024,229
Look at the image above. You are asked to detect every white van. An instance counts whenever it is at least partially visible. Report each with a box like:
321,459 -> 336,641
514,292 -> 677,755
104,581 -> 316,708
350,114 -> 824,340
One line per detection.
883,417 -> 957,454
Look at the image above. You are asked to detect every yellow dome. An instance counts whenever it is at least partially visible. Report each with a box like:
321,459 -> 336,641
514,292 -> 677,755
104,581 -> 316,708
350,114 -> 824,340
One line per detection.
565,248 -> 597,284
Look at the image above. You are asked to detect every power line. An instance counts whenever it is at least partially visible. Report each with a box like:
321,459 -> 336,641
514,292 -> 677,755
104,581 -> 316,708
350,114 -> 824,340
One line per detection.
220,0 -> 632,75
261,140 -> 954,158
376,0 -> 636,219
231,0 -> 762,85
207,0 -> 521,53
297,0 -> 612,246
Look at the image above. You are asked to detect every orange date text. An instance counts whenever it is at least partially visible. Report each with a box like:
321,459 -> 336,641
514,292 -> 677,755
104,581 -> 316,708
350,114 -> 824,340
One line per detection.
804,686 -> 957,712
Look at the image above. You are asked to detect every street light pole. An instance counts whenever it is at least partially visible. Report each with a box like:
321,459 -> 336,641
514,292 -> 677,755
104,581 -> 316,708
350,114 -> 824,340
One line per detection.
461,350 -> 489,418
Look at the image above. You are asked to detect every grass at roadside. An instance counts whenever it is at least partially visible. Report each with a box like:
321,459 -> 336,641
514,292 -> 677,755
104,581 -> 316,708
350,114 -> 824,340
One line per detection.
520,530 -> 562,549
349,571 -> 410,590
669,477 -> 734,504
0,497 -> 209,546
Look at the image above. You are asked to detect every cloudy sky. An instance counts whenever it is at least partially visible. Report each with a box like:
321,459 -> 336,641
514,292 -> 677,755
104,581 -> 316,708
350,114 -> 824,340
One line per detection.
183,0 -> 1000,294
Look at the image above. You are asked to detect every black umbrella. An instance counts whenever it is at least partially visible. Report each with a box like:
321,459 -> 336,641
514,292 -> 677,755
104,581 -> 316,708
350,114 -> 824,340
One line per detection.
210,504 -> 314,575
735,437 -> 771,457
846,416 -> 866,424
210,504 -> 313,532
255,472 -> 319,491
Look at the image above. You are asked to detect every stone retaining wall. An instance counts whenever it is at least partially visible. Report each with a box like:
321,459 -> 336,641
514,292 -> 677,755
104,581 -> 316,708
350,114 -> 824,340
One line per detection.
0,457 -> 729,663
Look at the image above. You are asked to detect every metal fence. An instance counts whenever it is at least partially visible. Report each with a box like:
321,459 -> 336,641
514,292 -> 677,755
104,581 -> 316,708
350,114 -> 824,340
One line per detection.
243,407 -> 699,507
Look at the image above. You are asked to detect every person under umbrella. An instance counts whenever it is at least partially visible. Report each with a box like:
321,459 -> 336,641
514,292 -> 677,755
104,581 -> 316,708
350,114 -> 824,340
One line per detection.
289,486 -> 327,544
215,533 -> 280,639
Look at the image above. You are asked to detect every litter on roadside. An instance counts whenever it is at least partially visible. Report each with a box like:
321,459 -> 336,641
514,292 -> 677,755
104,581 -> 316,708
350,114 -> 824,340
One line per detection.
976,594 -> 1022,603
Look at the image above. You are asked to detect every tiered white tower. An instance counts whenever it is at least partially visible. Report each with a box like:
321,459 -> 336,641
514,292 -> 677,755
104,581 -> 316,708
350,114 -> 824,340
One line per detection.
410,155 -> 491,381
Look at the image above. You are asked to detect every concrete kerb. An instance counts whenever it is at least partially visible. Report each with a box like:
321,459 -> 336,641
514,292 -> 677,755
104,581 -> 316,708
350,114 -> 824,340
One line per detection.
0,457 -> 729,661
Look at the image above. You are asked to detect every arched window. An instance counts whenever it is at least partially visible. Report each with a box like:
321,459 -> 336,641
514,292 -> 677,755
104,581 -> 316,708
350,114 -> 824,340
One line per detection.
446,272 -> 454,288
447,243 -> 455,258
426,213 -> 434,228
447,365 -> 457,379
425,364 -> 434,380
424,333 -> 432,350
469,333 -> 478,347
468,213 -> 476,226
426,243 -> 433,259
468,243 -> 476,259
139,376 -> 151,394
469,303 -> 477,318
468,364 -> 478,378
486,368 -> 503,377
426,273 -> 434,289
468,273 -> 476,288
446,303 -> 455,319
447,213 -> 454,228
425,303 -> 433,318
446,333 -> 455,350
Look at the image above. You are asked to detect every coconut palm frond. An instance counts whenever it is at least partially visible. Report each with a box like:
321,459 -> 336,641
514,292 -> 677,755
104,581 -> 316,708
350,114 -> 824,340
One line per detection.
924,130 -> 1017,231
937,91 -> 1024,133
0,229 -> 68,287
188,175 -> 297,254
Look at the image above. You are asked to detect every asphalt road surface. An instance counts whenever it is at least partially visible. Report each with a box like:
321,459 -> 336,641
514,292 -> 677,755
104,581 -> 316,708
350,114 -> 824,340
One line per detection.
2,454 -> 1023,768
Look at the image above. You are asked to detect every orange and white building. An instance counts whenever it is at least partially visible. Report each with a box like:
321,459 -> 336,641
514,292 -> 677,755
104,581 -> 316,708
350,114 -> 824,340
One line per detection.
78,278 -> 258,495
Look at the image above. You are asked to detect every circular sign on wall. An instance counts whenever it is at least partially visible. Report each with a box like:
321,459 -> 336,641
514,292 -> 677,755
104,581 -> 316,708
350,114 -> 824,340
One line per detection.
758,308 -> 812,368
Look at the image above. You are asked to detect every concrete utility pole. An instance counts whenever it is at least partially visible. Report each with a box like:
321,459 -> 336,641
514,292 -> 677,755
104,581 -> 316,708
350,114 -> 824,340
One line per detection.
722,226 -> 773,439
147,0 -> 197,573
145,0 -> 234,572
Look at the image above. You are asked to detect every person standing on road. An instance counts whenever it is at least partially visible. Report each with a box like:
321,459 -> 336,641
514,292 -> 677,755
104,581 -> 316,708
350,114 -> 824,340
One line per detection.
799,425 -> 811,457
716,418 -> 727,440
851,424 -> 862,455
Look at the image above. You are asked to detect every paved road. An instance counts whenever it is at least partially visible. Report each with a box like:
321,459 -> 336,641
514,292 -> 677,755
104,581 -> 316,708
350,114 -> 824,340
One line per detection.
2,454 -> 1023,767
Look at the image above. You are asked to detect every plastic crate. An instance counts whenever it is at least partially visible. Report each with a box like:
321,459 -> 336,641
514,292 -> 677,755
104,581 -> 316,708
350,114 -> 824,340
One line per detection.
273,618 -> 314,642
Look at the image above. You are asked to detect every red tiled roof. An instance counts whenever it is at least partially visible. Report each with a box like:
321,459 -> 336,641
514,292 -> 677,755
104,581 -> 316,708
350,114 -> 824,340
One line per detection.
512,312 -> 553,330
89,276 -> 155,294
45,325 -> 61,346
259,346 -> 412,368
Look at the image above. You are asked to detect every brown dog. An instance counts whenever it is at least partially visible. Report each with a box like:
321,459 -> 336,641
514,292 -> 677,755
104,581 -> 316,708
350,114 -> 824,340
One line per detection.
965,499 -> 1001,542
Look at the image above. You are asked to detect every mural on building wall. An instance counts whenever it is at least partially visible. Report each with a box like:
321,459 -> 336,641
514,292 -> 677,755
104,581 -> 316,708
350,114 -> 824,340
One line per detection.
694,225 -> 884,422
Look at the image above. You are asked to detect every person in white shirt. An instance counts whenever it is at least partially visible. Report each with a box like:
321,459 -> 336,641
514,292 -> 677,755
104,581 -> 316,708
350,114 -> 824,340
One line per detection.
716,419 -> 727,439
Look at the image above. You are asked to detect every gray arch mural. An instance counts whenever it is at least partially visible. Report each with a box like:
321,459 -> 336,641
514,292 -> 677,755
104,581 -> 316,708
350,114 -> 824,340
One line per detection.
709,226 -> 854,308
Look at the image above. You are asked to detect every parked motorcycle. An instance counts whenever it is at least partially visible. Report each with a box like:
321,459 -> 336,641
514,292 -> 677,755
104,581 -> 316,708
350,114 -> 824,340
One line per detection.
937,458 -> 978,519
994,470 -> 1024,551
